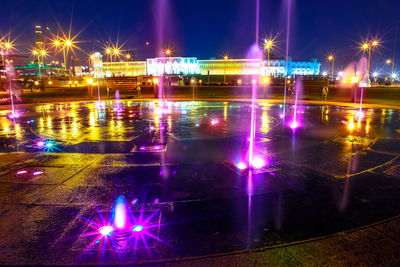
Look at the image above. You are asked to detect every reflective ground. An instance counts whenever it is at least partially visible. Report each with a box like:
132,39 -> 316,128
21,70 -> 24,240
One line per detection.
0,100 -> 400,265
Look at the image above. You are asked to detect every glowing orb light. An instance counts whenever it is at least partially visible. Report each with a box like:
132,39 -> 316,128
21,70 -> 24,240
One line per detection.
8,112 -> 21,119
132,225 -> 144,232
99,225 -> 113,236
279,113 -> 285,118
16,170 -> 28,175
154,198 -> 160,204
211,119 -> 219,125
45,142 -> 53,148
32,171 -> 43,176
290,121 -> 299,129
139,146 -> 146,151
236,162 -> 247,170
252,157 -> 266,169
37,141 -> 45,148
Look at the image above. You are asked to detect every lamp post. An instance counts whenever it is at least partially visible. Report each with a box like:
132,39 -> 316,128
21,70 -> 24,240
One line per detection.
264,39 -> 274,77
328,55 -> 334,81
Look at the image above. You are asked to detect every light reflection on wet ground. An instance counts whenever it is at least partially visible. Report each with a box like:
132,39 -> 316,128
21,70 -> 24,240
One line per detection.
0,100 -> 400,264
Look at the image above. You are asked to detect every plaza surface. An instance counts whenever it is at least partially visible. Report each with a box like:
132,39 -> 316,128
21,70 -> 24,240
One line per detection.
0,100 -> 400,265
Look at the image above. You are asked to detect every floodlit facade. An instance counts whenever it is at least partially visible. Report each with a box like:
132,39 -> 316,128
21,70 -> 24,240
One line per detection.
101,56 -> 320,77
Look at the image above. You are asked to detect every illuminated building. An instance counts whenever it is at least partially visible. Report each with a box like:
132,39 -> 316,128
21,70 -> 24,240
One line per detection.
100,55 -> 320,78
35,25 -> 44,65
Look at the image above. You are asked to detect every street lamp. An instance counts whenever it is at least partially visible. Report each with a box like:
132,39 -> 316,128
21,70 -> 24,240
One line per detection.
328,55 -> 334,81
361,40 -> 379,76
264,39 -> 274,77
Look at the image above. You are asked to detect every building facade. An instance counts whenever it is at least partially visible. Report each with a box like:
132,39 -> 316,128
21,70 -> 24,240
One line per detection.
101,56 -> 320,78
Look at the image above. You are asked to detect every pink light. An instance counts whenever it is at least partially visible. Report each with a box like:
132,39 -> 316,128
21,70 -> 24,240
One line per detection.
236,162 -> 247,170
16,170 -> 27,175
211,119 -> 219,125
37,141 -> 45,147
252,157 -> 266,169
279,113 -> 285,118
131,198 -> 138,205
150,126 -> 155,131
290,121 -> 299,129
154,198 -> 159,204
8,112 -> 21,119
139,146 -> 146,151
32,171 -> 43,176
99,225 -> 113,236
153,145 -> 161,150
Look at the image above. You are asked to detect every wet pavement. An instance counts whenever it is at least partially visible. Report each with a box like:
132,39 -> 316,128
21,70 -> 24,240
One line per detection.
0,100 -> 400,265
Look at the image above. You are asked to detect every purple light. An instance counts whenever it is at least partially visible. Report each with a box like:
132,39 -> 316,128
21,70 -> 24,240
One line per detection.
132,225 -> 144,232
236,162 -> 247,170
32,171 -> 43,176
139,146 -> 146,151
252,157 -> 266,169
153,145 -> 161,150
99,225 -> 113,236
290,121 -> 299,129
153,198 -> 159,204
16,170 -> 27,175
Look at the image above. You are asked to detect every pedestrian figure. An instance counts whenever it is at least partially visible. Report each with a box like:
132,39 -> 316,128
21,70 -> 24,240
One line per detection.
322,86 -> 329,101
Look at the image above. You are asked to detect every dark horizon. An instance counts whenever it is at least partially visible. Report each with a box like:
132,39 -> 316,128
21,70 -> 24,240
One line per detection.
1,0 -> 400,72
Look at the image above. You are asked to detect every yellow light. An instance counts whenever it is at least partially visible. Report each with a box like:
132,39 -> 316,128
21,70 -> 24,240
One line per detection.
65,40 -> 72,46
54,40 -> 60,46
351,76 -> 359,83
90,54 -> 95,59
386,59 -> 391,64
87,78 -> 93,85
348,118 -> 355,131
362,43 -> 369,50
191,79 -> 195,83
262,77 -> 270,84
68,81 -> 72,84
48,81 -> 53,85
126,54 -> 131,59
40,50 -> 46,55
148,79 -> 151,83
32,50 -> 38,55
372,40 -> 378,46
153,78 -> 159,84
237,79 -> 242,84
224,55 -> 228,60
34,81 -> 39,85
199,79 -> 202,83
106,48 -> 111,54
328,55 -> 333,60
74,81 -> 78,84
5,43 -> 11,49
287,80 -> 291,84
113,49 -> 119,55
165,49 -> 171,55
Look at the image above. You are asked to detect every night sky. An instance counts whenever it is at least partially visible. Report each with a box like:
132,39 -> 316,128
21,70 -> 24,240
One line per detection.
1,0 -> 400,72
